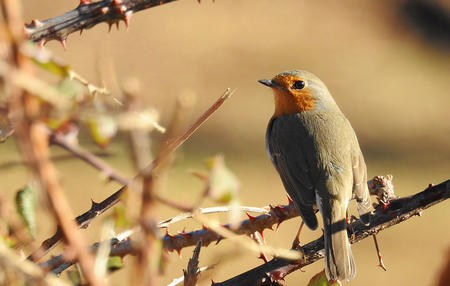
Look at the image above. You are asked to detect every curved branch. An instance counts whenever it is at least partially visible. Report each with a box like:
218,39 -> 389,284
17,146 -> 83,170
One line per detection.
25,0 -> 181,45
213,180 -> 450,286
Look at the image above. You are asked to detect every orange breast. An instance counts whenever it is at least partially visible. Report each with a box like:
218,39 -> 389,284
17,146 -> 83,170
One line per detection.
273,88 -> 315,117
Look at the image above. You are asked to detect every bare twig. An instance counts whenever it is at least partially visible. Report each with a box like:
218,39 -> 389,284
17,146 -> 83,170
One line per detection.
158,205 -> 268,228
250,232 -> 269,263
25,0 -> 181,45
51,133 -> 130,184
51,131 -> 191,211
212,180 -> 450,286
372,234 -> 387,271
28,89 -> 233,262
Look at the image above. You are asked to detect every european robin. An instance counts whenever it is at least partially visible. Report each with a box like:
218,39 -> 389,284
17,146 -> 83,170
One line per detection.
259,70 -> 372,281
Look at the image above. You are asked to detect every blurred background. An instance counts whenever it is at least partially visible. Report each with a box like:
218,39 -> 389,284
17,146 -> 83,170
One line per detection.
1,0 -> 449,285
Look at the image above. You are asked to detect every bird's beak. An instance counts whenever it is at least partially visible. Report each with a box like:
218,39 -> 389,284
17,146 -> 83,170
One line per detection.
258,79 -> 282,89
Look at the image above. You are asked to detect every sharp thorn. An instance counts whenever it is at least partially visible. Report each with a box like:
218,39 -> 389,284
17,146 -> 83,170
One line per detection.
60,38 -> 67,50
246,212 -> 256,220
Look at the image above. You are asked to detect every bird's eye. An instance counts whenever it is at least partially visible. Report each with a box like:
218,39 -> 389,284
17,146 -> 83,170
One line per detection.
292,80 -> 305,90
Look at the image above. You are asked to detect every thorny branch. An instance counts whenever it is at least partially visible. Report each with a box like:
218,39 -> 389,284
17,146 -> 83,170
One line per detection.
28,88 -> 233,262
25,0 -> 181,46
39,180 -> 449,278
213,180 -> 450,286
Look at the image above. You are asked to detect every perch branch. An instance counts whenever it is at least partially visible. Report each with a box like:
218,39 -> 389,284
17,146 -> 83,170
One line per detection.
213,179 -> 450,286
25,0 -> 182,45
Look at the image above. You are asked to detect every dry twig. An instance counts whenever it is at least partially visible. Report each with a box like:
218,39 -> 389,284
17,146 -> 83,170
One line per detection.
28,88 -> 233,262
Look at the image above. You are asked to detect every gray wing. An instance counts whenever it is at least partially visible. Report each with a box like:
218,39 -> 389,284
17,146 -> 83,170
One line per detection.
266,116 -> 318,230
352,152 -> 372,224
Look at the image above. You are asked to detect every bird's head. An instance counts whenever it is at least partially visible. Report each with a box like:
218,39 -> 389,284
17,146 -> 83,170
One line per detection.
259,70 -> 336,117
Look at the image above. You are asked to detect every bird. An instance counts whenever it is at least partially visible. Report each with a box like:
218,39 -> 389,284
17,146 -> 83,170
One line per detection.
259,70 -> 373,282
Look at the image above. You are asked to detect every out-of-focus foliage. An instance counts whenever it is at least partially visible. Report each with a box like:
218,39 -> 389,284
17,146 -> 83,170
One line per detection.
308,270 -> 340,286
15,184 -> 37,237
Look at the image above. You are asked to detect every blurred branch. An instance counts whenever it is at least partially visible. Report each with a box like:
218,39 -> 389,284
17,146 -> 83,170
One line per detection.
122,78 -> 152,171
25,0 -> 181,46
213,180 -> 450,286
0,239 -> 70,286
2,1 -> 104,285
0,151 -> 115,170
51,133 -> 129,183
41,229 -> 137,274
28,88 -> 233,262
136,173 -> 159,286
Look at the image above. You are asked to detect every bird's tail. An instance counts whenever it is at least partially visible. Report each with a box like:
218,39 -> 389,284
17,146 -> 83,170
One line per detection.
323,199 -> 356,282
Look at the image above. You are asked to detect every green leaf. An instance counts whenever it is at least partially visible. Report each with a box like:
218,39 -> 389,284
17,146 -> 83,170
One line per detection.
107,256 -> 123,273
0,234 -> 17,248
307,270 -> 340,286
206,155 -> 240,203
112,206 -> 130,228
27,43 -> 71,77
15,184 -> 38,237
56,77 -> 85,100
86,114 -> 118,148
67,269 -> 82,285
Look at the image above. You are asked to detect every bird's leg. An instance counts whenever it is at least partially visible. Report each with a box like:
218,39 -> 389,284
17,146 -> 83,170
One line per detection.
347,214 -> 358,240
372,234 -> 387,271
291,220 -> 307,263
291,220 -> 305,250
